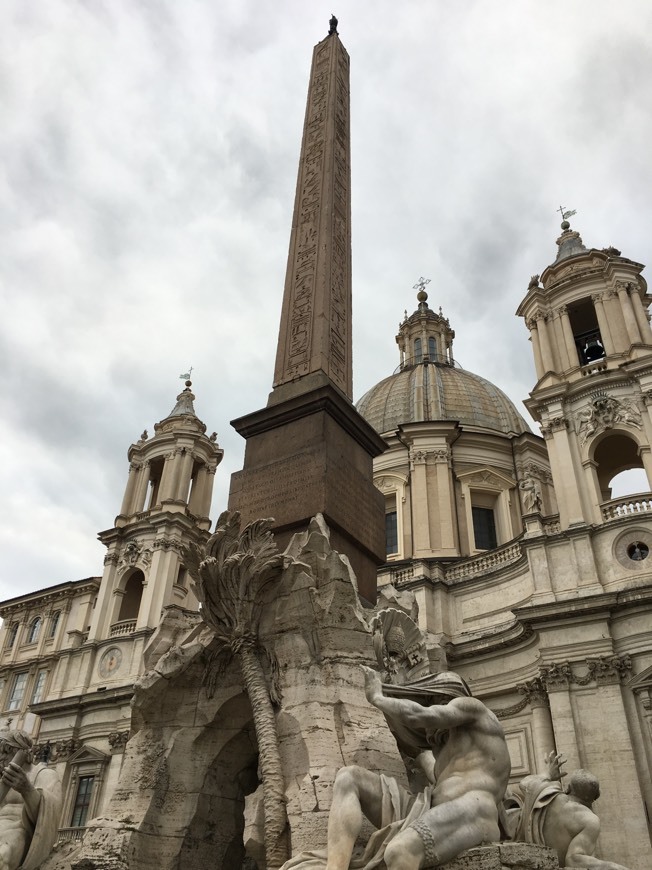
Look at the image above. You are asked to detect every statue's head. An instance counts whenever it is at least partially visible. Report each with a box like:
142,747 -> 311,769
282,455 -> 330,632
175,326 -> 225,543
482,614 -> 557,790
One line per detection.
0,729 -> 34,769
566,769 -> 600,804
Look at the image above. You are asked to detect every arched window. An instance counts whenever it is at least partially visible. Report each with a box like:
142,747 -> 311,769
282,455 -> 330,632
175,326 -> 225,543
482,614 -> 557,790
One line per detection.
27,617 -> 42,645
48,611 -> 61,639
428,337 -> 437,360
117,570 -> 144,623
5,623 -> 18,649
414,338 -> 422,363
594,433 -> 646,502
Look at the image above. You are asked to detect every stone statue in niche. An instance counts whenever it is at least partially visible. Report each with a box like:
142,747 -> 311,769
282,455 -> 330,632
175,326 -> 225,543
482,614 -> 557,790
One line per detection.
281,668 -> 511,869
506,751 -> 632,870
520,476 -> 543,514
0,730 -> 62,870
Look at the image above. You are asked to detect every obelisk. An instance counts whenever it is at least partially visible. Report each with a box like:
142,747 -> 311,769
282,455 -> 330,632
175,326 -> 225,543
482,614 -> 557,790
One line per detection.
228,19 -> 386,602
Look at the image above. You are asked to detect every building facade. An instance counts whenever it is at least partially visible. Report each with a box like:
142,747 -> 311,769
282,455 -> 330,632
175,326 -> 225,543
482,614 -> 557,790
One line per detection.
356,222 -> 652,868
0,381 -> 221,843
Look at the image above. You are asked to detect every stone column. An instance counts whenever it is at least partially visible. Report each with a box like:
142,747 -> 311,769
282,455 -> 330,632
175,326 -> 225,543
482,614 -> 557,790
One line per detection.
557,305 -> 578,368
411,451 -> 432,556
542,418 -> 585,527
536,311 -> 555,373
639,444 -> 652,490
119,462 -> 140,516
527,319 -> 545,380
433,448 -> 456,554
616,281 -> 642,345
136,545 -> 175,630
175,449 -> 195,502
188,464 -> 208,515
581,458 -> 603,523
132,462 -> 151,514
540,663 -> 581,770
625,685 -> 652,843
629,283 -> 652,342
520,678 -> 555,766
591,292 -> 615,355
203,464 -> 217,518
158,451 -> 178,502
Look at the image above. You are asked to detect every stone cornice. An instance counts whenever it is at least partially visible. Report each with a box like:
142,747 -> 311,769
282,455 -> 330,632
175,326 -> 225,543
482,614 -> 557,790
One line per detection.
514,585 -> 652,629
0,578 -> 101,617
445,586 -> 652,663
232,382 -> 388,457
99,512 -> 211,546
31,685 -> 134,717
446,619 -> 535,663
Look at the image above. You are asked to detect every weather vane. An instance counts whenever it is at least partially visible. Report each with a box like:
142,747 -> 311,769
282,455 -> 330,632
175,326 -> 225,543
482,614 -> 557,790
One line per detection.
413,277 -> 431,294
179,367 -> 193,380
557,205 -> 577,222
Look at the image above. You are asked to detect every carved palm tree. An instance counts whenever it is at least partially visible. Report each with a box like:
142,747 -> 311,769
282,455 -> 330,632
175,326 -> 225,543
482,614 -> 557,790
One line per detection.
184,510 -> 288,869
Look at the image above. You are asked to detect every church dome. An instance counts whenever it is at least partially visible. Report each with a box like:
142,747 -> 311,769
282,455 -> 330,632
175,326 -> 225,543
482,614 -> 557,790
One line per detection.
356,284 -> 530,437
357,360 -> 531,436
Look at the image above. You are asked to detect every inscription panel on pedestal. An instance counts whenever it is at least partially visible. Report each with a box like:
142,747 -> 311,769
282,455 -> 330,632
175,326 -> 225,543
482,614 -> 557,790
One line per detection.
229,447 -> 384,559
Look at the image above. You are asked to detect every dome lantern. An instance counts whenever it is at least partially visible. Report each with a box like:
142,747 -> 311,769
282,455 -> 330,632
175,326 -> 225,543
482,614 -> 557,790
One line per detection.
396,279 -> 456,370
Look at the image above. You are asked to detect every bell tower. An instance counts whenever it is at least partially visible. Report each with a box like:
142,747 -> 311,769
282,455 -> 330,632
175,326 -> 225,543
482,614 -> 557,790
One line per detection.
89,380 -> 223,642
517,218 -> 652,529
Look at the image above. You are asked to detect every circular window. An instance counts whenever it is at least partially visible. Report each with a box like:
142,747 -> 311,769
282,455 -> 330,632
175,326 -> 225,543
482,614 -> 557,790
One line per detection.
613,529 -> 652,570
627,541 -> 649,561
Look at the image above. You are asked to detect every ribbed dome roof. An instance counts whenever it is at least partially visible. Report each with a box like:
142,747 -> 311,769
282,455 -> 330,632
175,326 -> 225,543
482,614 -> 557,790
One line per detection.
357,361 -> 531,436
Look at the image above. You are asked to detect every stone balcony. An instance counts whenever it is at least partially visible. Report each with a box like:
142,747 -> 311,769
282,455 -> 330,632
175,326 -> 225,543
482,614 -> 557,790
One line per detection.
601,492 -> 652,521
109,619 -> 137,638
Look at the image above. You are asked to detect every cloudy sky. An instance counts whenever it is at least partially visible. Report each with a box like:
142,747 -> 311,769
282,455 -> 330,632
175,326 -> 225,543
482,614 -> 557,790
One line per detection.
1,0 -> 651,600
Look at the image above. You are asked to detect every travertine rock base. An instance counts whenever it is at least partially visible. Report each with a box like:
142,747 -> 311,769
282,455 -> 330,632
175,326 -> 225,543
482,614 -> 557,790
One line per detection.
437,842 -> 558,870
58,517 -> 406,869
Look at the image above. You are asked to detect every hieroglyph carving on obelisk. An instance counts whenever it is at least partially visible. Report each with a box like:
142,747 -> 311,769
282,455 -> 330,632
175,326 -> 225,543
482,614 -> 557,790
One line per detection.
273,33 -> 352,400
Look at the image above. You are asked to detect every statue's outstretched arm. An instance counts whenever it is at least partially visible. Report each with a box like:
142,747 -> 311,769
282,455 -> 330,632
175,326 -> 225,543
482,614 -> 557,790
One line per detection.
362,666 -> 476,731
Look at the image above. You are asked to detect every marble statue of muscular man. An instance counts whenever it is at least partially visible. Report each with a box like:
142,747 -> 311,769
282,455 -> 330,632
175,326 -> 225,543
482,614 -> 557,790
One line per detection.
511,752 -> 631,870
324,667 -> 511,870
0,730 -> 61,870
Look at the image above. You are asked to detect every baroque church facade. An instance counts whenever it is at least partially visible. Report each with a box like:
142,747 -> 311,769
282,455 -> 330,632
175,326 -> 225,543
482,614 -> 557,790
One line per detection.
0,25 -> 651,870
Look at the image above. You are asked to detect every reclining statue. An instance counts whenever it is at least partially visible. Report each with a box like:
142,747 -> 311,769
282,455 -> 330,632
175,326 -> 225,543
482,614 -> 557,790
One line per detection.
282,666 -> 511,869
507,751 -> 631,870
0,730 -> 62,870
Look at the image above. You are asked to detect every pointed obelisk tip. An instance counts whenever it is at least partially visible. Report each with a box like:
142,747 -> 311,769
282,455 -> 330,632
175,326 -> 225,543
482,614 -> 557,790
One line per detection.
328,14 -> 338,36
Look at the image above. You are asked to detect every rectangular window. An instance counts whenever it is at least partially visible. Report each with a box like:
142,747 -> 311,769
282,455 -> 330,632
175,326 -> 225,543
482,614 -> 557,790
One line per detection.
385,511 -> 398,556
8,673 -> 28,711
472,506 -> 497,550
31,670 -> 48,705
71,775 -> 95,827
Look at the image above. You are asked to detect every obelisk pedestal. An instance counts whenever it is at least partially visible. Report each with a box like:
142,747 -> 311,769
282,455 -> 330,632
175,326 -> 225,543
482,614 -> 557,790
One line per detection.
228,29 -> 386,603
